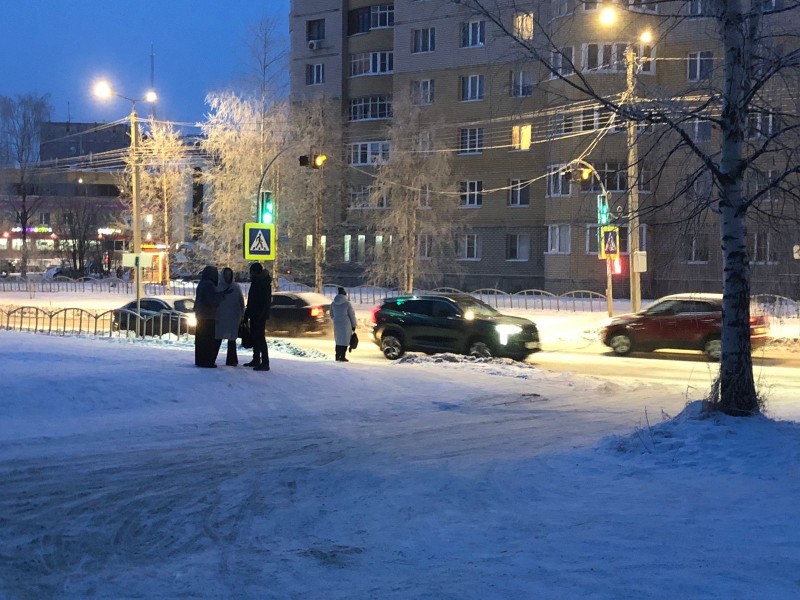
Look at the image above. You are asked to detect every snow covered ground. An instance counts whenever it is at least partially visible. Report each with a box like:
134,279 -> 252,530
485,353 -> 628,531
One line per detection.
1,328 -> 799,599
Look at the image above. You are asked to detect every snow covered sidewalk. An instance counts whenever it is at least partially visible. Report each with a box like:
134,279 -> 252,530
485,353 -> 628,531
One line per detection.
0,332 -> 798,599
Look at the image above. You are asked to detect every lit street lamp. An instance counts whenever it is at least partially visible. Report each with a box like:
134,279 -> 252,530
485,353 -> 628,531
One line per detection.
93,80 -> 157,317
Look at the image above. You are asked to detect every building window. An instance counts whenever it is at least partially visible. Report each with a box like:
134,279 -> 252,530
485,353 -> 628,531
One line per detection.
459,74 -> 484,101
305,234 -> 314,256
375,235 -> 384,259
412,27 -> 436,53
629,0 -> 657,12
750,229 -> 778,264
689,118 -> 712,142
688,51 -> 713,81
371,4 -> 394,28
583,42 -> 627,73
547,224 -> 571,254
461,20 -> 485,48
39,212 -> 51,226
357,234 -> 366,263
415,131 -> 433,153
511,124 -> 532,150
546,164 -> 571,197
638,43 -> 655,73
509,179 -> 531,206
510,70 -> 533,96
583,0 -> 599,10
418,183 -> 432,208
456,234 -> 480,260
506,233 -> 530,260
459,181 -> 483,207
343,234 -> 352,262
685,233 -> 709,263
745,169 -> 775,203
349,141 -> 391,165
552,0 -> 570,18
514,12 -> 535,40
348,7 -> 371,35
349,95 -> 392,121
580,162 -> 627,192
411,79 -> 435,104
688,0 -> 706,15
305,63 -> 324,85
350,51 -> 393,76
306,19 -> 325,41
418,234 -> 432,259
747,111 -> 774,139
458,128 -> 484,154
549,115 -> 574,137
551,47 -> 574,77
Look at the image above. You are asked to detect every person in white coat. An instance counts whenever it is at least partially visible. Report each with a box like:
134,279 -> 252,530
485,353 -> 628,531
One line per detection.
330,286 -> 357,362
215,267 -> 245,366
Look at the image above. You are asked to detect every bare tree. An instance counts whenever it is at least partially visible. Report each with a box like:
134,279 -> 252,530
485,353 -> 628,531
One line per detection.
463,0 -> 800,414
362,93 -> 459,292
0,93 -> 52,276
55,197 -> 103,275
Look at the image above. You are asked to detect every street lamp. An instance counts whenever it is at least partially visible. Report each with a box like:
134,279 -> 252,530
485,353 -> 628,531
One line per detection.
599,11 -> 649,313
93,80 -> 157,316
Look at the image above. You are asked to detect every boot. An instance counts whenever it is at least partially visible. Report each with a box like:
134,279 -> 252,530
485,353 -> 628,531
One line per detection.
243,351 -> 260,367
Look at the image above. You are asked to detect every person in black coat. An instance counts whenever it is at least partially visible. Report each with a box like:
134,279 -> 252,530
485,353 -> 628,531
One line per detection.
194,265 -> 231,368
244,262 -> 272,371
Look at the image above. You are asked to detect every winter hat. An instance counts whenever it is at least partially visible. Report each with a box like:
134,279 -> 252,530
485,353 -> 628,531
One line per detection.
249,263 -> 263,275
337,286 -> 347,296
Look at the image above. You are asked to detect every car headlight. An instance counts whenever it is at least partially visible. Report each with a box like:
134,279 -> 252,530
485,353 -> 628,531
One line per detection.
495,324 -> 522,345
187,315 -> 197,327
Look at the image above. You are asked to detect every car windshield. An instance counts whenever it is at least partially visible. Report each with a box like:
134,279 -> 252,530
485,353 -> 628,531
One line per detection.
173,299 -> 194,313
454,297 -> 499,317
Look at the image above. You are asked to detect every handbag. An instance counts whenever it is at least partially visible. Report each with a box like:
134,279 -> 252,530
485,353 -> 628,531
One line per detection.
349,331 -> 359,352
239,320 -> 253,349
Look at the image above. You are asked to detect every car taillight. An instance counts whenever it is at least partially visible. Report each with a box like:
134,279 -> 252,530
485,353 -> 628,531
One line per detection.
370,305 -> 381,324
750,315 -> 768,326
310,306 -> 323,317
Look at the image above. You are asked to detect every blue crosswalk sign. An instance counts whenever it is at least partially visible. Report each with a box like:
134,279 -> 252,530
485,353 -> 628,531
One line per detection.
243,223 -> 276,260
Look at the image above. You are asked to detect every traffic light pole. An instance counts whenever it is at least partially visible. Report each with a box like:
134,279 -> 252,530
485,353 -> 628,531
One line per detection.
626,44 -> 642,314
565,159 -> 613,317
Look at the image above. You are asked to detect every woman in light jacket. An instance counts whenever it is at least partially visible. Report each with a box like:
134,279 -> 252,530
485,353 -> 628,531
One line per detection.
330,286 -> 357,362
215,267 -> 245,366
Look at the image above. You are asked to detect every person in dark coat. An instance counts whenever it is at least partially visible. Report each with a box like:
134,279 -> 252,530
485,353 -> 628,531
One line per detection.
194,265 -> 231,368
215,267 -> 245,366
330,286 -> 357,362
244,262 -> 272,371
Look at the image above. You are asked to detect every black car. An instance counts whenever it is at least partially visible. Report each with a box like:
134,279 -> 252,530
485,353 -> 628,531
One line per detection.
369,293 -> 541,360
265,292 -> 332,337
112,296 -> 197,336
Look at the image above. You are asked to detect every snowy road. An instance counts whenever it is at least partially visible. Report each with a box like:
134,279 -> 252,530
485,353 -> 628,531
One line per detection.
2,332 -> 799,599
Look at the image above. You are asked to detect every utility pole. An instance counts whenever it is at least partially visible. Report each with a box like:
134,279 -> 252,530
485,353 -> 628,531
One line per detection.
626,44 -> 642,313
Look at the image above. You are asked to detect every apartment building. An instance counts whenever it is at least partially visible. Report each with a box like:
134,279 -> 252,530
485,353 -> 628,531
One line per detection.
289,0 -> 800,297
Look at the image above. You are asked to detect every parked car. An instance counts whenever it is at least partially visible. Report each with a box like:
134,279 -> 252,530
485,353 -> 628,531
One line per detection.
112,296 -> 197,336
601,293 -> 770,360
369,293 -> 541,361
265,292 -> 332,337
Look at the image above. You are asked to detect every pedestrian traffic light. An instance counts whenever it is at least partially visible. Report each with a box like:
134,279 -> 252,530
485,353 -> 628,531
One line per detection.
597,193 -> 610,225
312,153 -> 327,169
258,190 -> 274,224
612,257 -> 623,275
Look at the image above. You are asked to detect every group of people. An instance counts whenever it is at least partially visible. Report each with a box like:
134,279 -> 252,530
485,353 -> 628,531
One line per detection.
194,263 -> 272,370
193,263 -> 357,369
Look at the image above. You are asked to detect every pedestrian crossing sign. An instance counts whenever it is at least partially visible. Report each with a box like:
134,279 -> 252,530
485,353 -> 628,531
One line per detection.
598,226 -> 620,260
243,223 -> 276,260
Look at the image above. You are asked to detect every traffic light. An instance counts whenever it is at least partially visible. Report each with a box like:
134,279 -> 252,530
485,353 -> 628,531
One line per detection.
258,190 -> 274,224
597,193 -> 610,225
581,168 -> 591,180
612,257 -> 623,275
312,153 -> 327,169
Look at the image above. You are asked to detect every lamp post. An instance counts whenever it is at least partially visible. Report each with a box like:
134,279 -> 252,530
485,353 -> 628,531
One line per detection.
565,159 -> 614,317
93,80 -> 157,317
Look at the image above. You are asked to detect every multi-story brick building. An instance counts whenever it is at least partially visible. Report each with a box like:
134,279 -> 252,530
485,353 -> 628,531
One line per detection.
289,0 -> 800,297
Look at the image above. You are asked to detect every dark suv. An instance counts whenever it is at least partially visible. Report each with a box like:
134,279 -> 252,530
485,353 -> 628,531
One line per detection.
601,293 -> 770,360
369,293 -> 541,360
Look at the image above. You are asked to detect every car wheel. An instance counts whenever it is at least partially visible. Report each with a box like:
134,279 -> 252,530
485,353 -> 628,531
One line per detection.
609,332 -> 633,355
381,334 -> 405,360
468,340 -> 493,358
286,323 -> 303,337
704,337 -> 722,361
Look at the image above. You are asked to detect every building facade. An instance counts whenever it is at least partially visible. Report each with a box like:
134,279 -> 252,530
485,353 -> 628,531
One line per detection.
289,0 -> 800,297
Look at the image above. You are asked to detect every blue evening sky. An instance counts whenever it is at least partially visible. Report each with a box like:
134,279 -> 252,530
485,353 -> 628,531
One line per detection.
0,0 -> 290,126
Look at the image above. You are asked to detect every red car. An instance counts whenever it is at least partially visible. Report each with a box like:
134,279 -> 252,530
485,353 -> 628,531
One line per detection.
601,293 -> 769,360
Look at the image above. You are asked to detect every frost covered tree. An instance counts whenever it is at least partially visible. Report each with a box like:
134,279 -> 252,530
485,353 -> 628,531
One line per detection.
463,0 -> 800,415
362,93 -> 458,292
0,93 -> 52,277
